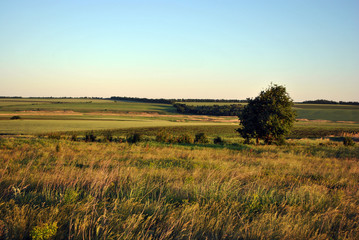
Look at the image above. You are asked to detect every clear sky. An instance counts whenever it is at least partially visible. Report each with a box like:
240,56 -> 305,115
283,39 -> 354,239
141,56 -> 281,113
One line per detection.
1,0 -> 358,101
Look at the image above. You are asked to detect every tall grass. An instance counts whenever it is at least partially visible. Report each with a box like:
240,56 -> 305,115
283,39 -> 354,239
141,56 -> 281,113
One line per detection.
0,137 -> 358,239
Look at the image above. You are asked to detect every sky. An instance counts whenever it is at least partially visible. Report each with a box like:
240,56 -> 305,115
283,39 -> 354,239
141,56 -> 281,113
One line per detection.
0,0 -> 358,101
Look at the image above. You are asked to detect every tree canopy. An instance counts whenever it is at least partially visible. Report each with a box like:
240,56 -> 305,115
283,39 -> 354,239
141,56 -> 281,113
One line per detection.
237,84 -> 296,144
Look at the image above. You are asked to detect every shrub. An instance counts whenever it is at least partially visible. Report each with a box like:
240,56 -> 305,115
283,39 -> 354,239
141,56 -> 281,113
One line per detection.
71,133 -> 77,141
10,115 -> 21,120
177,133 -> 194,144
85,131 -> 96,142
195,133 -> 209,144
47,133 -> 61,140
103,131 -> 113,142
30,222 -> 58,240
156,131 -> 173,143
127,133 -> 142,144
343,137 -> 355,146
213,136 -> 224,144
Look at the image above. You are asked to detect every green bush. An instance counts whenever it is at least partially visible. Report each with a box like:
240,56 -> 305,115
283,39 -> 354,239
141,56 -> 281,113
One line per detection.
195,133 -> 209,144
71,133 -> 77,141
127,133 -> 142,144
156,131 -> 173,143
103,131 -> 113,142
343,137 -> 355,146
85,131 -> 96,142
47,133 -> 61,140
176,133 -> 194,144
213,136 -> 224,144
30,222 -> 58,240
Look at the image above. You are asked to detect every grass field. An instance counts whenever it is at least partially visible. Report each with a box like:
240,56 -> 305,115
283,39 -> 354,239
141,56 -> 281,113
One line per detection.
0,119 -> 232,135
0,137 -> 358,239
0,98 -> 175,113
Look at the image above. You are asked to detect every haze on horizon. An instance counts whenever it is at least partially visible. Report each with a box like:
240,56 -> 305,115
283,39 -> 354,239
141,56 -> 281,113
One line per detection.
1,0 -> 358,101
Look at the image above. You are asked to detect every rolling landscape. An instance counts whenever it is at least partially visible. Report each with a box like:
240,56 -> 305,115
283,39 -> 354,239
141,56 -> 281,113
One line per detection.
1,0 -> 359,239
0,97 -> 358,239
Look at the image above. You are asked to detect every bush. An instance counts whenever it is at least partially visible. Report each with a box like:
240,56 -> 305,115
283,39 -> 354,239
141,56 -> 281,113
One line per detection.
71,133 -> 77,141
85,131 -> 96,142
10,115 -> 21,120
343,137 -> 355,146
47,133 -> 61,140
195,133 -> 209,144
213,136 -> 224,145
176,133 -> 194,144
103,131 -> 113,142
30,222 -> 58,240
127,133 -> 142,144
156,131 -> 173,143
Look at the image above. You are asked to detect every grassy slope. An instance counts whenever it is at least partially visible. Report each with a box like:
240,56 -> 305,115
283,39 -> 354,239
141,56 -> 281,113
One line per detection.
0,138 -> 358,239
0,119 -> 231,134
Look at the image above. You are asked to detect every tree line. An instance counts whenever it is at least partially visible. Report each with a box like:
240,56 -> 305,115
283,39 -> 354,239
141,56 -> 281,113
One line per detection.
173,103 -> 243,116
302,99 -> 359,105
110,96 -> 246,104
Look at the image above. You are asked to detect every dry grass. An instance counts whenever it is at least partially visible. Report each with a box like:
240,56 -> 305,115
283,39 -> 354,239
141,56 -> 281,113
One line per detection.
0,137 -> 358,239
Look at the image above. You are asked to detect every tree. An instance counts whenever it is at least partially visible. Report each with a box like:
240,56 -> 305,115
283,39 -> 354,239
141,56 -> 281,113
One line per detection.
237,84 -> 296,144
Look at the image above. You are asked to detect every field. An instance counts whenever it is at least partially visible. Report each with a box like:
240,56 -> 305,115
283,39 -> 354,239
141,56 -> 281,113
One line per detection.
0,98 -> 359,239
181,102 -> 359,122
1,98 -> 359,135
0,137 -> 358,239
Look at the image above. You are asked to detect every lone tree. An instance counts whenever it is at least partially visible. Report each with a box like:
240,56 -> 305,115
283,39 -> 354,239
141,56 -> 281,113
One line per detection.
237,84 -> 296,144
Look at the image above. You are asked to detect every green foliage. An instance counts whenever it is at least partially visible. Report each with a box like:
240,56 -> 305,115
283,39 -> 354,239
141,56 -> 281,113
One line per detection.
127,133 -> 142,144
30,222 -> 57,240
213,136 -> 224,144
238,84 -> 296,144
155,131 -> 173,143
176,133 -> 194,144
195,133 -> 209,144
85,131 -> 96,142
55,144 -> 60,152
174,103 -> 243,116
103,130 -> 113,142
343,137 -> 355,146
71,133 -> 77,141
47,132 -> 61,140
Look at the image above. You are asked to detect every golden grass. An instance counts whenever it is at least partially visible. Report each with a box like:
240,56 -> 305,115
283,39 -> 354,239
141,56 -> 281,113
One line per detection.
0,137 -> 358,239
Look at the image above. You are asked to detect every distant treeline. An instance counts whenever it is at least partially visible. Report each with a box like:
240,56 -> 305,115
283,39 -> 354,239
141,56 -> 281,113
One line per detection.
0,96 -> 104,99
174,103 -> 243,116
302,99 -> 359,105
110,97 -> 173,104
0,96 -> 22,98
110,96 -> 246,104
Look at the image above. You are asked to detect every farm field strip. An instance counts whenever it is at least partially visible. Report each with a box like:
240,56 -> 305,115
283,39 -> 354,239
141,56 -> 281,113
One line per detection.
0,119 -> 235,134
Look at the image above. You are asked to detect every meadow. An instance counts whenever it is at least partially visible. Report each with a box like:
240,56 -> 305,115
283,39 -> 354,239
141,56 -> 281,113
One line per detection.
0,136 -> 358,239
0,98 -> 358,239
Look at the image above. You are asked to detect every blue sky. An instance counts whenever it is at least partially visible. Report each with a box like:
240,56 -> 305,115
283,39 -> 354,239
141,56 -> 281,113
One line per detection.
1,0 -> 358,101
